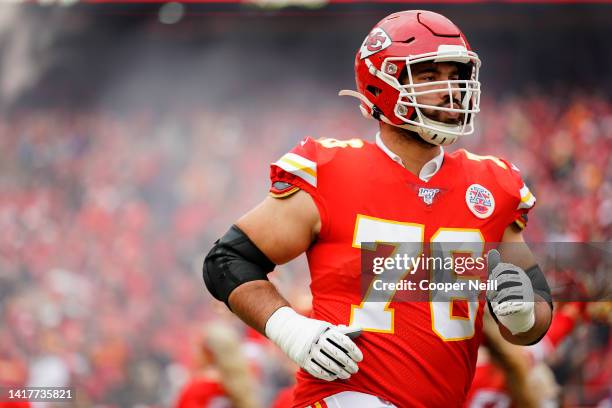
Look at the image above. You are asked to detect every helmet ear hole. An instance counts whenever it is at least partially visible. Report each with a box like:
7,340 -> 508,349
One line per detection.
398,67 -> 408,86
366,85 -> 382,97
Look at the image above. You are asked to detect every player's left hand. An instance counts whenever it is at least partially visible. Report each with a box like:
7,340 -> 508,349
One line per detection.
486,249 -> 535,335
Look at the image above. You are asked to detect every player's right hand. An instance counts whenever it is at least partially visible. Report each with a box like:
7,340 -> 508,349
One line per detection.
265,306 -> 363,381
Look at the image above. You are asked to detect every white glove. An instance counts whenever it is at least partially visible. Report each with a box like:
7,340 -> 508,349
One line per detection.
265,306 -> 363,381
486,249 -> 535,335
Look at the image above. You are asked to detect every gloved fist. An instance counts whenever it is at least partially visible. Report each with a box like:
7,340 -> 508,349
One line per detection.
486,249 -> 535,335
265,307 -> 363,381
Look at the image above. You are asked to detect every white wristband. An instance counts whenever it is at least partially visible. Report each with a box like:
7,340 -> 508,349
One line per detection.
498,305 -> 536,335
265,306 -> 329,366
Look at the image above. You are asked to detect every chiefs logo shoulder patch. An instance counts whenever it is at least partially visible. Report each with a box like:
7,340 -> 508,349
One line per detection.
359,28 -> 392,60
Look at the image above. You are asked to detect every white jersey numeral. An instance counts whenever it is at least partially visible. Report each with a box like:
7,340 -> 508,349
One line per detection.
350,215 -> 484,341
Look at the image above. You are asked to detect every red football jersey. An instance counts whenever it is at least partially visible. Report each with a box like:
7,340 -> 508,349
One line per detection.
269,137 -> 535,408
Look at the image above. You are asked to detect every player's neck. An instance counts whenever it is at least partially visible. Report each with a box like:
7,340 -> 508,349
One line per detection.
379,125 -> 442,177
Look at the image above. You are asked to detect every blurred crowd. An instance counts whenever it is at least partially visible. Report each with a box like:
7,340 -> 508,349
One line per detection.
0,87 -> 610,407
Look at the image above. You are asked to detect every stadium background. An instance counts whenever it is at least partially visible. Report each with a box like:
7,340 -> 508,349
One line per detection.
0,2 -> 610,407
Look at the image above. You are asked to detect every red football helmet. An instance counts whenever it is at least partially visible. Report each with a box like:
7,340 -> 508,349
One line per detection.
340,10 -> 481,145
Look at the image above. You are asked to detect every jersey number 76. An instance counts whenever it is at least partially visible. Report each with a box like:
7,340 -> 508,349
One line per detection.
349,214 -> 485,341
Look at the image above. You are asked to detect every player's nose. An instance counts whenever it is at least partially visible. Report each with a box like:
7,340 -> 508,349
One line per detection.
435,86 -> 460,106
440,94 -> 461,110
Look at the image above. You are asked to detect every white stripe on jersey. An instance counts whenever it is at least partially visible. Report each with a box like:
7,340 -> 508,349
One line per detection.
273,152 -> 317,187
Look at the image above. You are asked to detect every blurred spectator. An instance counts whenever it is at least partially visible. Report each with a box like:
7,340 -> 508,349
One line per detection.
175,323 -> 261,408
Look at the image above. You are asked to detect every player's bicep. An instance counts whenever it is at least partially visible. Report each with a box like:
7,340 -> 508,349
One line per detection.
236,190 -> 320,265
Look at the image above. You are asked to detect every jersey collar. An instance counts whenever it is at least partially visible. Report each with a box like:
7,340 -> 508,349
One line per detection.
375,131 -> 444,182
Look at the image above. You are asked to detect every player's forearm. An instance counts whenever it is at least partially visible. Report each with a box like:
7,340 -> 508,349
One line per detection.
228,280 -> 290,335
497,295 -> 552,345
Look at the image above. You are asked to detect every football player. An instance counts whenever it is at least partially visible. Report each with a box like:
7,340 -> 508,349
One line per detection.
203,10 -> 552,408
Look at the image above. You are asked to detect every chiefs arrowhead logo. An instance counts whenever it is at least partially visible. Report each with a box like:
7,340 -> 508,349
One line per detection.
359,28 -> 392,59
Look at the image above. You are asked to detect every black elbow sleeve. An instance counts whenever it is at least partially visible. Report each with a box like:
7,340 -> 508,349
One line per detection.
203,225 -> 276,307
